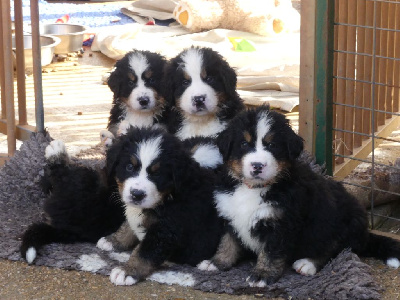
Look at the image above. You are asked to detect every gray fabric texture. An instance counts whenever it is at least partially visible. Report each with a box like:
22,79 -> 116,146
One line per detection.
0,132 -> 382,299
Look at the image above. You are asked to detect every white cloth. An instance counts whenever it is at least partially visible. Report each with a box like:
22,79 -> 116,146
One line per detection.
91,0 -> 300,111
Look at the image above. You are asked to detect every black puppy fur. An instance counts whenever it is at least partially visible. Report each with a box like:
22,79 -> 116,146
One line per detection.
201,106 -> 400,285
20,141 -> 125,264
107,50 -> 167,136
162,47 -> 244,140
97,127 -> 224,285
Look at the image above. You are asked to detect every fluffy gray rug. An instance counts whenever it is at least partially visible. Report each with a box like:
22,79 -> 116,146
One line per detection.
0,132 -> 382,299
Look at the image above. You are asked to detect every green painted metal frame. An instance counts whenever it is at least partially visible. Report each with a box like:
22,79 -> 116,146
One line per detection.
314,0 -> 335,175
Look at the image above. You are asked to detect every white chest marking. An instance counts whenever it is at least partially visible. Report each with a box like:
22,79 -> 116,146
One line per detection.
123,111 -> 155,128
176,117 -> 226,140
125,206 -> 146,241
215,184 -> 273,253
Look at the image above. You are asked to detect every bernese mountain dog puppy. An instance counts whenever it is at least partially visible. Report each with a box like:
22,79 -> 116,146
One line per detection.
96,127 -> 224,285
163,47 -> 244,140
20,140 -> 125,264
198,106 -> 400,287
100,50 -> 167,146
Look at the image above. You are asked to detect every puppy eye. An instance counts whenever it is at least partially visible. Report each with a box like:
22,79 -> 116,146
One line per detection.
241,141 -> 250,149
148,77 -> 156,84
126,164 -> 134,172
128,80 -> 135,86
182,79 -> 190,87
266,142 -> 277,149
205,76 -> 214,83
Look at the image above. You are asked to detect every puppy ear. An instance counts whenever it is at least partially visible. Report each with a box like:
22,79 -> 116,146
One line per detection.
162,61 -> 176,107
287,130 -> 304,160
216,128 -> 233,162
219,63 -> 238,99
105,136 -> 126,179
107,66 -> 120,96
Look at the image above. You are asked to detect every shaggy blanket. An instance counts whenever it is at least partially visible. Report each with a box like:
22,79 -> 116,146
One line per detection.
0,133 -> 382,300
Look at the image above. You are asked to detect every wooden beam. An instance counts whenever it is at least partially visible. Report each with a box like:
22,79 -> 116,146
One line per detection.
0,154 -> 9,166
299,0 -> 316,153
0,119 -> 36,141
334,116 -> 400,180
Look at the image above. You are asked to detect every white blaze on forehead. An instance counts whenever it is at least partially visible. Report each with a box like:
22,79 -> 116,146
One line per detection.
129,52 -> 149,78
256,111 -> 272,149
138,136 -> 163,172
181,48 -> 203,79
121,135 -> 163,209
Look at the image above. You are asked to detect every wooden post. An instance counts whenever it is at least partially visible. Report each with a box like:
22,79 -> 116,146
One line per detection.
1,0 -> 17,156
14,0 -> 28,126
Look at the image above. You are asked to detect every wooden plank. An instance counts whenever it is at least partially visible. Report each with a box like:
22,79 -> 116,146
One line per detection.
0,120 -> 36,141
335,0 -> 348,164
385,1 -> 396,117
377,1 -> 389,126
298,0 -> 316,153
344,0 -> 357,155
354,0 -> 366,148
393,0 -> 400,113
362,1 -> 374,137
0,154 -> 9,166
1,0 -> 17,156
0,1 -> 6,120
371,229 -> 400,242
374,0 -> 382,131
334,115 -> 400,179
14,0 -> 28,126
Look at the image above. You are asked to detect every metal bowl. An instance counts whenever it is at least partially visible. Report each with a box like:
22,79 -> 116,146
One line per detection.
12,34 -> 61,68
41,23 -> 87,54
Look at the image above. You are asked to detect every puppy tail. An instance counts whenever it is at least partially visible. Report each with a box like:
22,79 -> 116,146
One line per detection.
358,232 -> 400,268
20,222 -> 80,264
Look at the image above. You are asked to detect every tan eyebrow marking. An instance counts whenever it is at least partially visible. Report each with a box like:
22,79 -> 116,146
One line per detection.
128,73 -> 136,82
144,70 -> 153,79
150,162 -> 160,173
131,155 -> 139,166
243,131 -> 252,143
200,67 -> 207,79
263,133 -> 274,144
183,71 -> 191,80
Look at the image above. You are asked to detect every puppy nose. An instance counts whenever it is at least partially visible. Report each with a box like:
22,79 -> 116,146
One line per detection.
130,189 -> 146,201
138,96 -> 150,107
193,95 -> 206,107
251,162 -> 265,174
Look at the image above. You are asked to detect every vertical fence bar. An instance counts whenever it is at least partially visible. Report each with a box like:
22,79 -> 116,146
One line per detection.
315,0 -> 334,174
30,0 -> 45,133
0,1 -> 6,120
373,0 -> 382,131
1,0 -> 16,156
344,0 -> 357,155
393,0 -> 400,113
354,0 -> 366,148
335,0 -> 348,165
333,0 -> 339,167
377,1 -> 388,126
385,0 -> 396,118
14,0 -> 28,126
363,0 -> 374,137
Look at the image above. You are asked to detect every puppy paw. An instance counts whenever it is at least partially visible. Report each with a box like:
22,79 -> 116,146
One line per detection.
100,130 -> 115,148
197,260 -> 219,271
246,275 -> 267,288
96,237 -> 114,252
110,267 -> 137,286
292,258 -> 317,276
25,247 -> 37,264
45,140 -> 67,159
386,257 -> 400,269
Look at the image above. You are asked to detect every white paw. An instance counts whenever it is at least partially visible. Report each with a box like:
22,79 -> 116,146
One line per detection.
100,130 -> 115,148
197,260 -> 218,271
386,257 -> 400,269
96,237 -> 114,252
249,203 -> 276,229
292,258 -> 317,276
110,267 -> 137,286
117,120 -> 131,136
45,140 -> 67,159
246,276 -> 266,288
25,247 -> 37,264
